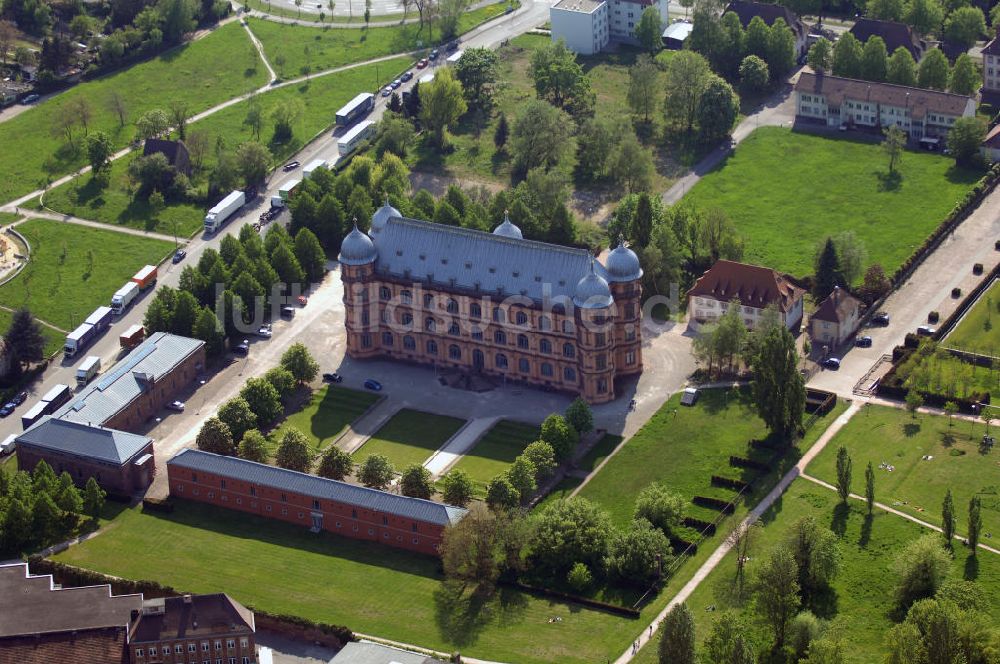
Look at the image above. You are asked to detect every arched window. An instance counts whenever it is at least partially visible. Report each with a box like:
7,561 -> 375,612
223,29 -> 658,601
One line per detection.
515,311 -> 528,326
564,367 -> 576,382
562,319 -> 575,334
540,339 -> 552,354
470,303 -> 482,319
423,293 -> 434,307
541,362 -> 553,377
448,322 -> 460,336
382,332 -> 394,346
494,330 -> 507,345
449,345 -> 461,360
401,312 -> 413,326
518,358 -> 530,373
495,353 -> 508,369
493,308 -> 506,324
400,289 -> 413,304
517,334 -> 529,349
425,317 -> 436,332
446,298 -> 459,314
427,340 -> 438,355
539,315 -> 552,331
403,335 -> 416,350
563,343 -> 575,358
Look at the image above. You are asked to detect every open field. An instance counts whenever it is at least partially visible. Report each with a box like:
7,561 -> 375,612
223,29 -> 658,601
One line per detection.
808,404 -> 1000,541
677,480 -> 1000,664
0,212 -> 20,225
0,219 -> 174,330
448,419 -> 540,486
271,385 -> 380,453
576,433 -> 623,473
353,408 -> 465,468
54,499 -> 641,663
683,127 -> 982,278
0,23 -> 266,203
944,279 -> 1000,353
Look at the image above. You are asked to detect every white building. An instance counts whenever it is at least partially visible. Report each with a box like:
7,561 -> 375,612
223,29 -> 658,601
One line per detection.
687,260 -> 805,332
550,0 -> 669,55
982,37 -> 1000,103
810,286 -> 862,346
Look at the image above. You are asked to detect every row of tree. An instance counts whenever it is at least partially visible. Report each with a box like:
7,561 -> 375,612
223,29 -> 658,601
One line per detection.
865,0 -> 986,44
691,9 -> 798,86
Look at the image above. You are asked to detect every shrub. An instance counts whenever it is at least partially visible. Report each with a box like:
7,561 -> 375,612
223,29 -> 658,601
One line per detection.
973,263 -> 984,275
567,562 -> 592,592
952,288 -> 962,298
927,311 -> 939,323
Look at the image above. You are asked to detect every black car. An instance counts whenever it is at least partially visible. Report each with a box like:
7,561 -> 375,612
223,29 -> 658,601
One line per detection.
822,357 -> 842,370
446,40 -> 459,51
401,71 -> 413,82
429,48 -> 440,60
11,391 -> 27,406
0,404 -> 13,418
855,335 -> 873,348
283,161 -> 300,172
233,340 -> 250,355
871,312 -> 890,326
323,372 -> 343,383
172,249 -> 187,264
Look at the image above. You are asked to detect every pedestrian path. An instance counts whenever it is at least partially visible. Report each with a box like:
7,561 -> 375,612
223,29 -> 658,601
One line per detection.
335,399 -> 399,454
423,415 -> 500,478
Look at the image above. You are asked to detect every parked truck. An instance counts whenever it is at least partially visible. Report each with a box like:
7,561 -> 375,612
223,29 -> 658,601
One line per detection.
64,323 -> 95,358
76,355 -> 101,386
119,324 -> 145,350
21,401 -> 47,430
132,265 -> 158,291
85,306 -> 113,335
204,190 -> 245,234
42,384 -> 72,411
278,179 -> 301,203
303,159 -> 329,179
111,281 -> 140,314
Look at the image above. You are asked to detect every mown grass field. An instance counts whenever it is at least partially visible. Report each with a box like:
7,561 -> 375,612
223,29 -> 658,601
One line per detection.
449,419 -> 540,487
674,480 -> 1000,664
0,219 -> 174,330
808,404 -> 1000,543
271,385 -> 380,453
0,212 -> 21,225
352,408 -> 465,468
683,127 -> 982,279
0,22 -> 266,203
944,279 -> 1000,353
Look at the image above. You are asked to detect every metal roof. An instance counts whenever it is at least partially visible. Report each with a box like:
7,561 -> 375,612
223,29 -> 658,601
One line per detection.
372,216 -> 610,304
16,416 -> 152,465
329,641 -> 446,664
168,449 -> 468,526
53,332 -> 204,427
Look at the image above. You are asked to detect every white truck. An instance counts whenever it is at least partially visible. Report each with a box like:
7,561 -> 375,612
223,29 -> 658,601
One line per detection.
111,281 -> 140,314
76,355 -> 101,386
303,159 -> 329,179
204,190 -> 245,234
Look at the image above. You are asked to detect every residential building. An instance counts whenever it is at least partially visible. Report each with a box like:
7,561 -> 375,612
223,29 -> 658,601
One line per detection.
981,123 -> 1000,161
687,259 -> 805,331
339,205 -> 644,404
981,37 -> 1000,104
142,139 -> 192,176
810,286 -> 862,346
551,0 -> 670,54
128,594 -> 256,664
849,18 -> 925,61
328,641 -> 447,664
725,0 -> 808,56
794,72 -> 975,139
15,417 -> 155,495
167,449 -> 469,555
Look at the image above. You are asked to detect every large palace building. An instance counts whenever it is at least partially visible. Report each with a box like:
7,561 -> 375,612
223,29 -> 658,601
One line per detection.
338,203 -> 644,404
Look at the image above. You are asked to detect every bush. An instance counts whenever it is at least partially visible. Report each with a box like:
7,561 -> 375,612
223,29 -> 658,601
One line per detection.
894,533 -> 951,610
973,263 -> 984,275
951,288 -> 962,298
927,311 -> 939,323
711,475 -> 749,491
692,496 -> 736,513
567,562 -> 592,592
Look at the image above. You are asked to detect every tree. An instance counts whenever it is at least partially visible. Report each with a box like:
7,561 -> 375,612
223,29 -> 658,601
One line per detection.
749,325 -> 805,441
887,46 -> 918,86
440,503 -> 528,590
33,492 -> 61,543
943,400 -> 958,426
358,454 -> 394,490
237,429 -> 269,463
807,37 -> 832,73
905,0 -> 944,35
558,399 -> 592,437
271,98 -> 304,142
702,612 -> 753,664
235,141 -> 272,188
281,342 -> 319,384
813,237 -> 843,301
831,231 -> 867,286
861,35 -> 888,81
696,76 -> 740,142
917,48 -> 950,90
765,18 -> 796,81
634,482 -> 686,535
169,101 -> 189,141
865,461 -> 876,515
485,474 -> 519,511
788,611 -> 821,660
519,441 -> 556,482
440,469 -> 475,507
135,108 -> 170,141
754,544 -> 800,647
635,6 -> 663,53
860,264 -> 891,303
941,488 -> 955,548
745,15 -> 770,58
192,307 -> 224,357
802,639 -> 845,664
717,11 -> 747,77
420,67 -> 467,149
628,54 -> 661,123
493,112 -> 509,150
510,99 -> 576,176
454,47 -> 501,111
609,130 -> 655,193
400,464 -> 434,499
540,413 -> 579,460
832,33 -> 863,78
263,367 -> 296,402
196,417 -> 235,455
967,496 -> 981,553
787,517 -> 841,597
604,518 -> 672,586
0,20 -> 15,65
905,389 -> 924,417
663,51 -> 712,133
86,132 -> 114,174
567,561 -> 592,591
529,38 -> 594,116
275,428 -> 311,472
949,53 -> 978,96
947,117 -> 986,167
943,6 -> 984,48
658,603 -> 695,664
293,228 -> 326,284
317,446 -> 353,480
217,397 -> 257,443
739,55 -> 769,95
4,308 -> 45,375
530,497 -> 612,574
240,377 -> 283,427
835,446 -> 852,503
689,1 -> 725,67
894,533 -> 950,609
82,477 -> 106,521
868,0 -> 904,20
52,474 -> 78,522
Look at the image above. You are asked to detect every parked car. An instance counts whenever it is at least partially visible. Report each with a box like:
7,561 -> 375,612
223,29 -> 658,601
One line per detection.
504,4 -> 514,12
233,340 -> 250,355
381,86 -> 393,97
871,312 -> 890,326
838,123 -> 848,132
364,379 -> 383,391
401,70 -> 413,82
391,78 -> 402,89
822,357 -> 841,370
257,326 -> 272,338
916,325 -> 936,337
21,94 -> 39,104
416,58 -> 429,69
172,249 -> 187,264
0,404 -> 13,418
166,400 -> 185,412
429,48 -> 440,60
11,392 -> 27,406
323,372 -> 343,383
855,335 -> 873,348
283,161 -> 300,172
296,295 -> 308,306
281,306 -> 295,318
446,40 -> 459,51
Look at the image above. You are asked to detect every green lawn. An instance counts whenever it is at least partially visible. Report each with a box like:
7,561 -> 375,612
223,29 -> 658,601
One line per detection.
0,308 -> 63,357
683,127 -> 982,278
807,404 -> 1000,543
0,22 -> 266,203
576,433 -> 623,473
534,477 -> 582,511
678,480 -> 1000,664
449,419 -> 540,487
271,385 -> 380,453
54,499 -> 640,663
0,219 -> 174,330
0,212 -> 21,225
944,279 -> 1000,353
893,342 -> 1000,401
353,408 -> 466,468
0,454 -> 17,477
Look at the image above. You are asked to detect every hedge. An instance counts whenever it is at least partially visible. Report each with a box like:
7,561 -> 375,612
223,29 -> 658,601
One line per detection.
711,475 -> 750,491
692,496 -> 737,514
142,497 -> 174,513
670,537 -> 698,554
681,517 -> 717,536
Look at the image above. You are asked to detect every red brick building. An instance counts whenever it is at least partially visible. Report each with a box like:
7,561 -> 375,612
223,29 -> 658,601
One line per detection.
128,594 -> 256,664
338,205 -> 644,404
167,449 -> 468,555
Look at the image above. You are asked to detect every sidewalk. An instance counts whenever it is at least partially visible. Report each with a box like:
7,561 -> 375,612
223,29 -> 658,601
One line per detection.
423,415 -> 500,477
334,399 -> 399,454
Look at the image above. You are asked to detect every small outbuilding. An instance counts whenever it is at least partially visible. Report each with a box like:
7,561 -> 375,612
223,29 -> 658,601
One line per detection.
662,21 -> 693,50
810,286 -> 863,347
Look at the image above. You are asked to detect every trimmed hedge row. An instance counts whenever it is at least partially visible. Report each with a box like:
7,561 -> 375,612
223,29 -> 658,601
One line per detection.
142,497 -> 174,513
682,517 -> 717,536
749,437 -> 784,452
692,496 -> 736,514
711,475 -> 750,491
670,537 -> 699,555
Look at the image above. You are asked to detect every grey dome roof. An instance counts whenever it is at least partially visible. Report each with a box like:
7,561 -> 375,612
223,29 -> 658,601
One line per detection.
339,224 -> 377,265
573,260 -> 613,309
492,213 -> 523,240
371,198 -> 401,234
605,241 -> 643,282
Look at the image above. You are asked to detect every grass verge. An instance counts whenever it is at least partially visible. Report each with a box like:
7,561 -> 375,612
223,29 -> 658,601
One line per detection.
271,385 -> 380,453
943,278 -> 1000,353
353,408 -> 466,468
449,419 -> 540,487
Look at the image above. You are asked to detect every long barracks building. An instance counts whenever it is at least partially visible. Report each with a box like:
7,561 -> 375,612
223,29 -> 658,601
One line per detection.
338,204 -> 644,404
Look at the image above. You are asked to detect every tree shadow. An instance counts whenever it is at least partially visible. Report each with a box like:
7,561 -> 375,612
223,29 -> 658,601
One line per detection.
830,502 -> 849,538
806,584 -> 839,620
875,170 -> 903,192
432,581 -> 495,647
903,423 -> 921,437
859,512 -> 874,548
964,552 -> 979,581
940,431 -> 956,447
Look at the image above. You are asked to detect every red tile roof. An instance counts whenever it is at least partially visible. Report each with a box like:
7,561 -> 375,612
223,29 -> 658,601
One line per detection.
688,260 -> 804,313
811,286 -> 861,323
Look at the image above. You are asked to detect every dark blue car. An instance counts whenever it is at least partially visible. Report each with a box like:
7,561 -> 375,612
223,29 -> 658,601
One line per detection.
364,379 -> 382,391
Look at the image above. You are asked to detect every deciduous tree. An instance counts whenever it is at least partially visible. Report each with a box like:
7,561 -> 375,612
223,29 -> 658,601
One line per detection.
317,446 -> 353,480
749,325 -> 804,441
627,54 -> 660,123
529,497 -> 612,574
949,53 -> 978,96
635,6 -> 663,53
485,473 -> 519,511
865,461 -> 875,514
904,0 -> 944,35
941,488 -> 955,548
754,544 -> 800,647
832,32 -> 863,78
440,503 -> 528,590
400,464 -> 434,499
275,428 -> 311,472
765,18 -> 796,80
634,482 -> 686,535
861,35 -> 888,81
835,446 -> 852,503
82,477 -> 106,521
739,55 -> 769,94
540,413 -> 579,460
510,99 -> 576,176
807,37 -> 832,73
420,67 -> 467,149
196,417 -> 235,455
86,131 -> 114,174
358,454 -> 394,490
893,533 -> 951,609
454,47 -> 501,111
658,602 -> 695,664
237,429 -> 269,463
943,5 -> 985,48
217,397 -> 257,443
663,50 -> 712,133
967,495 -> 982,553
887,46 -> 917,86
917,48 -> 950,90
441,469 -> 474,506
240,377 -> 283,427
947,116 -> 986,167
522,441 -> 557,480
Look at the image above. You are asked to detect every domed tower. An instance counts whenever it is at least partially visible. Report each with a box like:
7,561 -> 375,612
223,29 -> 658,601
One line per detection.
603,240 -> 643,377
371,197 -> 401,236
492,211 -> 523,240
339,221 -> 380,359
573,260 -> 616,404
